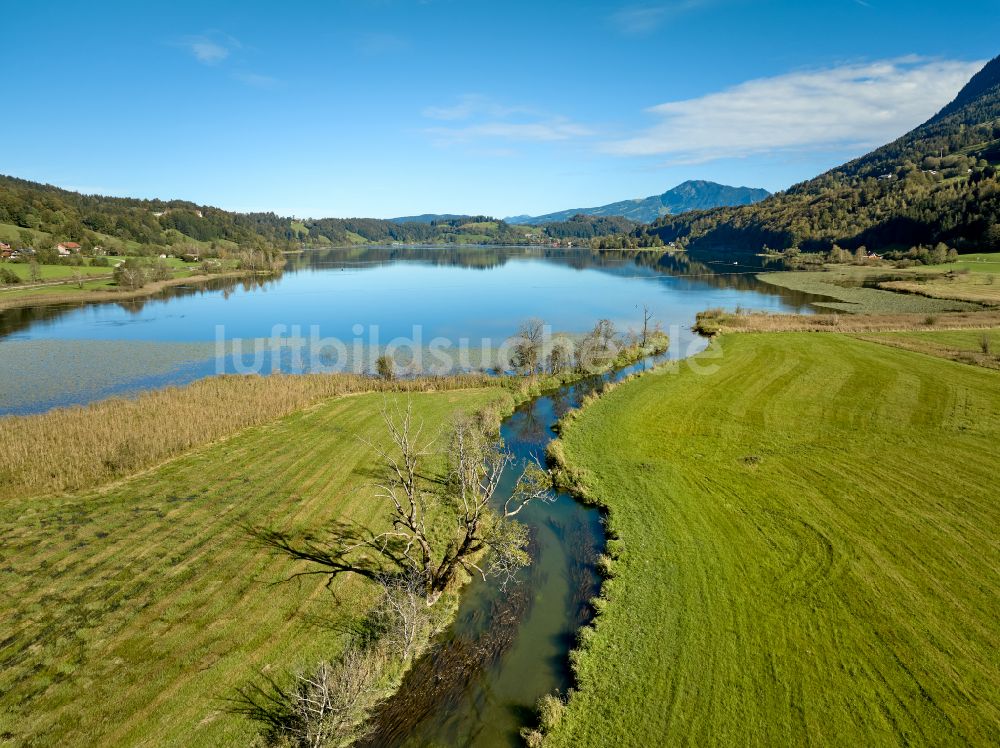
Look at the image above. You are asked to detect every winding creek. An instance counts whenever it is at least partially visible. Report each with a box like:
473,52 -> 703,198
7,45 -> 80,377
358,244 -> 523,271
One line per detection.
360,348 -> 689,747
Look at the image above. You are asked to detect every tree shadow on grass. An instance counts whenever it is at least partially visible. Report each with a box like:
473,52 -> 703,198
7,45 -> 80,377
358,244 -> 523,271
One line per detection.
245,520 -> 411,589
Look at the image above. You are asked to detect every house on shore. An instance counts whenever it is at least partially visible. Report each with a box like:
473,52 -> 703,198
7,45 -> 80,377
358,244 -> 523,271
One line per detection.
56,241 -> 82,256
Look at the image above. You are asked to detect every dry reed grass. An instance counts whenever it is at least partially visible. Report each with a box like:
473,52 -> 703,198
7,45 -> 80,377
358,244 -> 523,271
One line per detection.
0,372 -> 520,499
696,309 -> 1000,335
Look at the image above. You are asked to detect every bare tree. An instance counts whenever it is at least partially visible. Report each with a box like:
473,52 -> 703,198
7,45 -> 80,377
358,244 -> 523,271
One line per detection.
639,304 -> 654,347
373,571 -> 429,661
114,259 -> 147,290
254,400 -> 553,607
363,402 -> 551,603
231,645 -> 384,748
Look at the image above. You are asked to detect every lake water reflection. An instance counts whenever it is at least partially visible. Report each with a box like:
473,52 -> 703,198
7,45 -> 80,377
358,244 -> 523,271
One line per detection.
0,247 -> 815,414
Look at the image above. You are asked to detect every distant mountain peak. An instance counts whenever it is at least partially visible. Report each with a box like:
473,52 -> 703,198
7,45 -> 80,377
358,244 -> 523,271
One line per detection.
507,180 -> 770,225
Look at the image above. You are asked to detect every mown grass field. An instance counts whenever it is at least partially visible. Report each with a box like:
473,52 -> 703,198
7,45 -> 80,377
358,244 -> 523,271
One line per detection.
2,256 -> 198,282
0,264 -> 249,312
0,372 -> 514,497
0,387 -> 509,746
945,251 -> 1000,273
1,262 -> 111,281
548,333 -> 1000,746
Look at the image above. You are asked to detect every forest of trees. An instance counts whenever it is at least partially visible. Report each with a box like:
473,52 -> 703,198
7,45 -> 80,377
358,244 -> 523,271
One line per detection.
0,175 -> 297,256
536,215 -> 639,240
0,177 -> 641,256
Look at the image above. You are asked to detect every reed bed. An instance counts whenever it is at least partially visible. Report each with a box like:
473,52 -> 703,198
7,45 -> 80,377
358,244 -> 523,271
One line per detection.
694,308 -> 1000,335
0,372 -> 519,499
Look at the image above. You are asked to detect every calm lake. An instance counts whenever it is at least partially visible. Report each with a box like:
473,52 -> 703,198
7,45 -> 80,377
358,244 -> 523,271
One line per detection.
0,247 -> 815,414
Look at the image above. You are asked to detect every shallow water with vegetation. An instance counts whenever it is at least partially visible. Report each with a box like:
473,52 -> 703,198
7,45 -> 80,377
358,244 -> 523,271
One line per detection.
0,247 -> 817,414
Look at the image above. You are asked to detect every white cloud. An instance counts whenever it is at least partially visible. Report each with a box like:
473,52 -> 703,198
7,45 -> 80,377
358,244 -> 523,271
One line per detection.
603,57 -> 984,162
427,120 -> 594,144
422,95 -> 594,147
180,34 -> 240,65
611,1 -> 716,35
422,95 -> 532,122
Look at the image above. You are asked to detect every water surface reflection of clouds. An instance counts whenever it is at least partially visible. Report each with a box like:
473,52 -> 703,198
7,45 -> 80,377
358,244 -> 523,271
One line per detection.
1,249 -> 815,413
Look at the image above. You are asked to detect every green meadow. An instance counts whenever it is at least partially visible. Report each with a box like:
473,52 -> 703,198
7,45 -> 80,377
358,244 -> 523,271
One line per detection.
547,332 -> 1000,746
2,255 -> 192,282
0,387 -> 509,746
945,252 -> 1000,273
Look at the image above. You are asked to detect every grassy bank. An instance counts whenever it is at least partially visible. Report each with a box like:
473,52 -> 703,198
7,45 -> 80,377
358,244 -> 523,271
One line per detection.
0,266 -> 260,312
0,385 -> 514,746
1,256 -> 190,282
545,332 -> 1000,746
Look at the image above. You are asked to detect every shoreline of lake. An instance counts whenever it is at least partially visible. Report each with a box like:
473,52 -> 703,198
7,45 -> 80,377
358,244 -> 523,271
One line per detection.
0,268 -> 277,312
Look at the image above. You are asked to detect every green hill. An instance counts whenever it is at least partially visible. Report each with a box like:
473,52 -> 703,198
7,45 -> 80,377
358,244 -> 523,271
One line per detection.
650,55 -> 1000,254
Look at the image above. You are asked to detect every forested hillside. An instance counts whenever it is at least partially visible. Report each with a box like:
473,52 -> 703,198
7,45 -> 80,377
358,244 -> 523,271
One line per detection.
0,175 -> 297,254
649,55 -> 1000,254
0,176 -> 635,255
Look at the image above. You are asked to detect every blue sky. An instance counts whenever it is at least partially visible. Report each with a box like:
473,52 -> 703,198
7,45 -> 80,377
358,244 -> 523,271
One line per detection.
2,1 -> 997,218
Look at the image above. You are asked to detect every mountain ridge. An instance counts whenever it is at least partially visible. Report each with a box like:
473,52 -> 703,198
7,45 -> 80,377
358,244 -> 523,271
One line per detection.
649,54 -> 1000,253
506,180 -> 770,225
